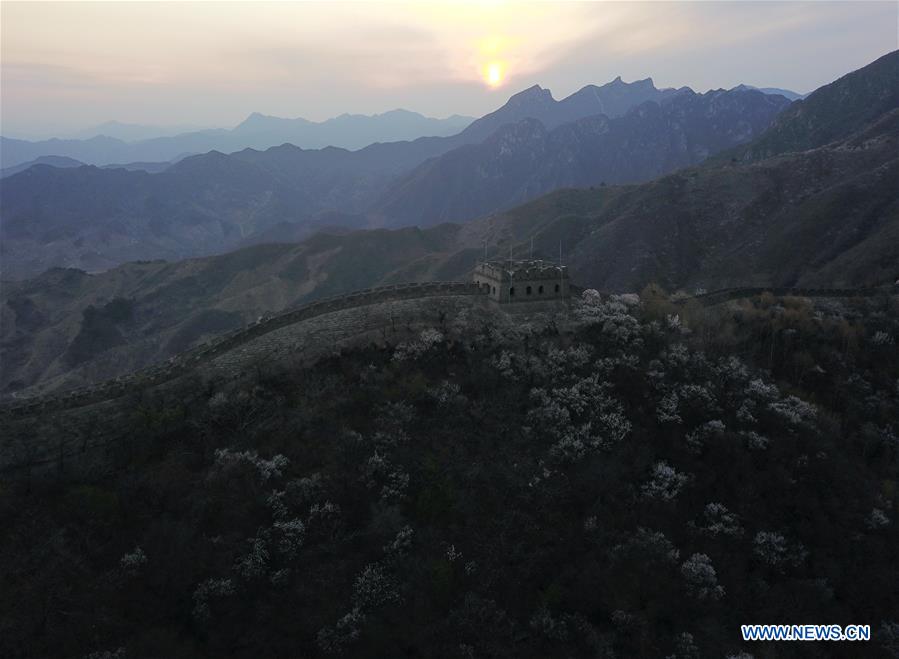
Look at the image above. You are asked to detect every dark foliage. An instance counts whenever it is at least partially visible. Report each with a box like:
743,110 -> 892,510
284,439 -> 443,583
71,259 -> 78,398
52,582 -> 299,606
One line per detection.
2,292 -> 898,658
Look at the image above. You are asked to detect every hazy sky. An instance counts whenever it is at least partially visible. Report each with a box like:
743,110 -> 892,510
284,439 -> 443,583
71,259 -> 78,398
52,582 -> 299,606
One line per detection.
2,1 -> 897,138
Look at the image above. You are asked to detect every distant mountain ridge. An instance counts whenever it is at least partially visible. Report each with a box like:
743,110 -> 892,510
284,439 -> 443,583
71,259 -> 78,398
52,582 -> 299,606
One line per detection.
456,76 -> 690,142
731,84 -> 805,101
0,75 -> 742,170
1,75 -> 730,277
75,120 -> 212,141
372,87 -> 790,226
0,109 -> 474,169
0,156 -> 85,179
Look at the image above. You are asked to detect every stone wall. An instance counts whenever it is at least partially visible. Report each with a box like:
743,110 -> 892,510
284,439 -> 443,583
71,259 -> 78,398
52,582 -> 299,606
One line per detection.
681,286 -> 895,306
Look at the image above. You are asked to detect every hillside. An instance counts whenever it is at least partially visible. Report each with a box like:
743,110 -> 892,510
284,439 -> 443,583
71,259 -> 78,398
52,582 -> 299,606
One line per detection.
728,49 -> 899,160
0,226 -> 476,395
476,107 -> 899,292
2,290 -> 897,658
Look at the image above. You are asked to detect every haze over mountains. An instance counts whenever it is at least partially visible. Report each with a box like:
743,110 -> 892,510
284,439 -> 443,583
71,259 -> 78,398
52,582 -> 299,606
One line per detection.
1,77 -> 790,278
373,87 -> 790,226
0,110 -> 475,170
3,51 -> 897,396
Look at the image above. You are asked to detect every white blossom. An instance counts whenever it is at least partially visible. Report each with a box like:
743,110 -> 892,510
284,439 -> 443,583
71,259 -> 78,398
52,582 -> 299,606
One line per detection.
235,535 -> 269,579
753,531 -> 807,568
741,430 -> 770,450
746,379 -> 779,402
392,328 -> 444,361
669,631 -> 700,659
871,331 -> 893,345
273,518 -> 306,558
214,448 -> 289,481
383,526 -> 414,557
613,527 -> 680,564
445,544 -> 463,562
685,420 -> 726,452
657,392 -> 682,424
681,553 -> 725,600
428,380 -> 463,405
352,563 -> 400,610
119,546 -> 147,574
317,607 -> 365,654
768,395 -> 817,427
866,508 -> 891,530
85,649 -> 127,659
309,501 -> 341,523
192,577 -> 235,622
695,503 -> 743,537
642,461 -> 691,501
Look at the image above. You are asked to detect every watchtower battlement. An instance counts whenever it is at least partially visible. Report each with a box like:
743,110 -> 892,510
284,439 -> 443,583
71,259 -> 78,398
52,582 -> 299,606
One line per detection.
473,259 -> 570,304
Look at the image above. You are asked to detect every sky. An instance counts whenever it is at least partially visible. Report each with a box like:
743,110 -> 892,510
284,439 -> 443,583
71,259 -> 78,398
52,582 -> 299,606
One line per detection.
2,1 -> 897,138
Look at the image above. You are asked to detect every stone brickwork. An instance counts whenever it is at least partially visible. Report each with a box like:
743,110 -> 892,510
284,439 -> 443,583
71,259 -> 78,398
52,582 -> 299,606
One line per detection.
473,260 -> 570,304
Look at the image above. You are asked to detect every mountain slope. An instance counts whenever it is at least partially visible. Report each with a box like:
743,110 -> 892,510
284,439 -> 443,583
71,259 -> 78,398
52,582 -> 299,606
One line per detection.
0,224 -> 475,395
731,49 -> 899,160
374,88 -> 790,226
470,108 -> 898,292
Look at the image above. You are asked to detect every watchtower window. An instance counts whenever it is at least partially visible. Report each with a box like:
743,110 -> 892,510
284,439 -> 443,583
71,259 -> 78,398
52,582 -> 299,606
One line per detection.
538,285 -> 544,294
509,287 -> 515,297
526,286 -> 532,296
491,286 -> 496,295
554,284 -> 560,293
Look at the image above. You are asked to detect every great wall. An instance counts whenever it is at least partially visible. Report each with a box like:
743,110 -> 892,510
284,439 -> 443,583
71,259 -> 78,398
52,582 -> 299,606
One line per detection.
1,279 -> 895,480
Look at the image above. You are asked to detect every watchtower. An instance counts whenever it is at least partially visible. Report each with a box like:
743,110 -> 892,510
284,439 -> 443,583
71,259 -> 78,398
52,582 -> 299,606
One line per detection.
473,259 -> 570,304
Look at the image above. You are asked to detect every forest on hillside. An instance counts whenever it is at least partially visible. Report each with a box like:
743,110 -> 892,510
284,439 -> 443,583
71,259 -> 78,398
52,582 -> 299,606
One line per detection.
2,289 -> 898,658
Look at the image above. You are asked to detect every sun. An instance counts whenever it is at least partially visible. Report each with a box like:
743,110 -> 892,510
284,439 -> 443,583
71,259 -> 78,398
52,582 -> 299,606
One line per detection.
484,61 -> 506,88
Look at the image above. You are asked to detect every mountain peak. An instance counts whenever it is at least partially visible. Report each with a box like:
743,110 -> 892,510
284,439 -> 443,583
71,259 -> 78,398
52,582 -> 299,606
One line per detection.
604,75 -> 655,90
507,85 -> 554,104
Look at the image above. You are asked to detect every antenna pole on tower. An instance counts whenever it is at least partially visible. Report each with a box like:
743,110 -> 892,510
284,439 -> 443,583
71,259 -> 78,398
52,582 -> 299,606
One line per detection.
559,240 -> 563,298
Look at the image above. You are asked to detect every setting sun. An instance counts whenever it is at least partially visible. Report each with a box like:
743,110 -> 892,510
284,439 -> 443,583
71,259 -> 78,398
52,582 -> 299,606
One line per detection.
484,60 -> 506,87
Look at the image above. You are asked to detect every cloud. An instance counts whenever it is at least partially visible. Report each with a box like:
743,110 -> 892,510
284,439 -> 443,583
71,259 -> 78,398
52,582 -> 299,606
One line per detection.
1,1 -> 896,132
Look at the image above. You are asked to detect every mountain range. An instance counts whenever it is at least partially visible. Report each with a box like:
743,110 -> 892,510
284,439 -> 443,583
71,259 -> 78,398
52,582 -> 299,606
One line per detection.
0,78 -> 792,279
0,110 -> 475,170
372,87 -> 790,226
2,50 -> 897,396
